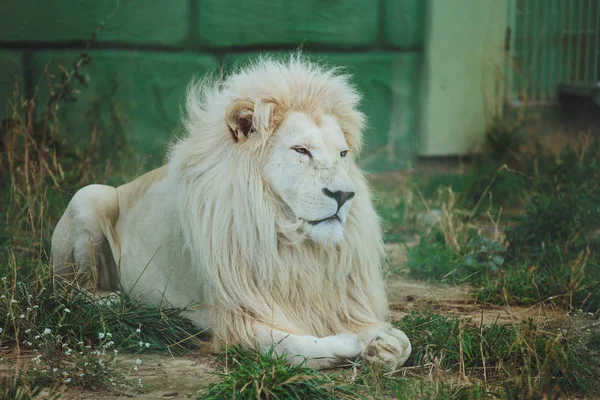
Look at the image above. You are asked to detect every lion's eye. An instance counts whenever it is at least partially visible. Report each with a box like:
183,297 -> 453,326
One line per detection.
292,146 -> 312,157
340,150 -> 349,158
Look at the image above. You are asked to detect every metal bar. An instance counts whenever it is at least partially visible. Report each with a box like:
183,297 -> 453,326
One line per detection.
586,0 -> 592,82
539,0 -> 545,99
529,0 -> 536,100
533,0 -> 545,100
576,0 -> 584,82
557,0 -> 564,86
517,0 -> 524,100
568,0 -> 575,82
529,0 -> 535,101
540,0 -> 547,100
543,0 -> 548,100
507,0 -> 517,102
595,0 -> 600,81
517,0 -> 525,100
550,0 -> 558,98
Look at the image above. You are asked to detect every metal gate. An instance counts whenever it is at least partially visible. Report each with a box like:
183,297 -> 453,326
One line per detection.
506,0 -> 600,104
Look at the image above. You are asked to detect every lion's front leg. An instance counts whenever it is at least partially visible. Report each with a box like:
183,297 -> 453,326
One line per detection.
254,322 -> 365,370
357,325 -> 412,370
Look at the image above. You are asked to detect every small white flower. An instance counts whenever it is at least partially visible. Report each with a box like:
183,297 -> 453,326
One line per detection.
53,368 -> 58,372
138,341 -> 143,347
19,314 -> 25,319
145,343 -> 150,348
106,332 -> 112,338
135,328 -> 141,333
135,358 -> 142,365
0,295 -> 5,299
26,308 -> 31,312
133,366 -> 138,371
10,299 -> 17,303
0,328 -> 3,333
42,328 -> 51,336
65,378 -> 71,383
32,305 -> 38,309
25,341 -> 32,346
98,332 -> 105,339
62,371 -> 68,376
24,329 -> 31,333
34,335 -> 40,339
63,308 -> 71,313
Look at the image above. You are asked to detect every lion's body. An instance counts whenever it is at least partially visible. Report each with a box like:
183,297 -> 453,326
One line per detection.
51,55 -> 411,369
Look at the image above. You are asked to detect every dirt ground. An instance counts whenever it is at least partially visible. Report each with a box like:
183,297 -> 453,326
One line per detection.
20,243 -> 568,399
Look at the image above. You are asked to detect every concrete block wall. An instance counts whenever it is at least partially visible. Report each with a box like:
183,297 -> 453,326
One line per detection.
0,0 -> 424,172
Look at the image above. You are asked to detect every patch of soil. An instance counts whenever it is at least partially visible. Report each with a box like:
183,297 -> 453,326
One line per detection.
386,275 -> 564,326
384,242 -> 564,326
59,353 -> 218,399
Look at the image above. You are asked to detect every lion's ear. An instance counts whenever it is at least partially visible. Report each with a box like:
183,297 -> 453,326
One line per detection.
226,100 -> 255,143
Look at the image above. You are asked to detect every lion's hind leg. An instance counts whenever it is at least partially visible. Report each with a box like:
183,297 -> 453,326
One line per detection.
51,184 -> 121,294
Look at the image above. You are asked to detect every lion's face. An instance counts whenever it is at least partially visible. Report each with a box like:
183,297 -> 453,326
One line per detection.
264,111 -> 356,245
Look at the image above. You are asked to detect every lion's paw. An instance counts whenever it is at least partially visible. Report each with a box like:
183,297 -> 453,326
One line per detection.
362,327 -> 411,370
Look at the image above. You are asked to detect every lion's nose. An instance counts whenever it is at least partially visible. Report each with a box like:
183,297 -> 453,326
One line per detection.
323,188 -> 355,209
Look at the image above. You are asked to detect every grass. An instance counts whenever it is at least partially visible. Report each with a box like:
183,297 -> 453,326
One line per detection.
0,49 -> 204,394
197,311 -> 598,399
398,311 -> 596,394
377,118 -> 600,313
200,346 -> 358,400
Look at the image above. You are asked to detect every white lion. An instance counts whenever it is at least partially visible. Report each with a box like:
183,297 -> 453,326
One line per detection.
51,54 -> 411,370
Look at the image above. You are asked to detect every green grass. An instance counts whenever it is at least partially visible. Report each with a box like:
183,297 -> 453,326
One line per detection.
398,311 -> 597,394
0,54 -> 203,393
0,369 -> 61,400
200,346 -> 358,400
199,311 -> 598,399
380,121 -> 600,311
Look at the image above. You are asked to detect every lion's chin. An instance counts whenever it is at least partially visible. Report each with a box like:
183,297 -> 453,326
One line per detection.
304,220 -> 344,246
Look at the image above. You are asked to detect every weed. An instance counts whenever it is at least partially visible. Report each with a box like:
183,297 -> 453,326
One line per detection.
398,120 -> 600,311
200,345 -> 358,400
0,369 -> 61,400
397,311 -> 598,396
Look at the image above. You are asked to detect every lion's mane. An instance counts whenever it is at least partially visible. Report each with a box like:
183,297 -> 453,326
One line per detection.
167,54 -> 389,349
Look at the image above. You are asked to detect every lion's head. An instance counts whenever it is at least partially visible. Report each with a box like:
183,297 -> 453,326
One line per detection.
196,54 -> 368,246
227,100 -> 362,245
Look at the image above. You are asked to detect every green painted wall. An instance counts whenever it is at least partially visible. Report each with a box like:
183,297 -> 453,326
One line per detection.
0,0 -> 425,173
419,0 -> 507,156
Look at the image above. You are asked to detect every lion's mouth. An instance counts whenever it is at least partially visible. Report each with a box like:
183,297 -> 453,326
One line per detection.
307,215 -> 340,225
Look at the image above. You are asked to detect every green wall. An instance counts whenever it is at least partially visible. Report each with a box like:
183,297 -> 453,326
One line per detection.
0,0 -> 425,172
419,0 -> 507,156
